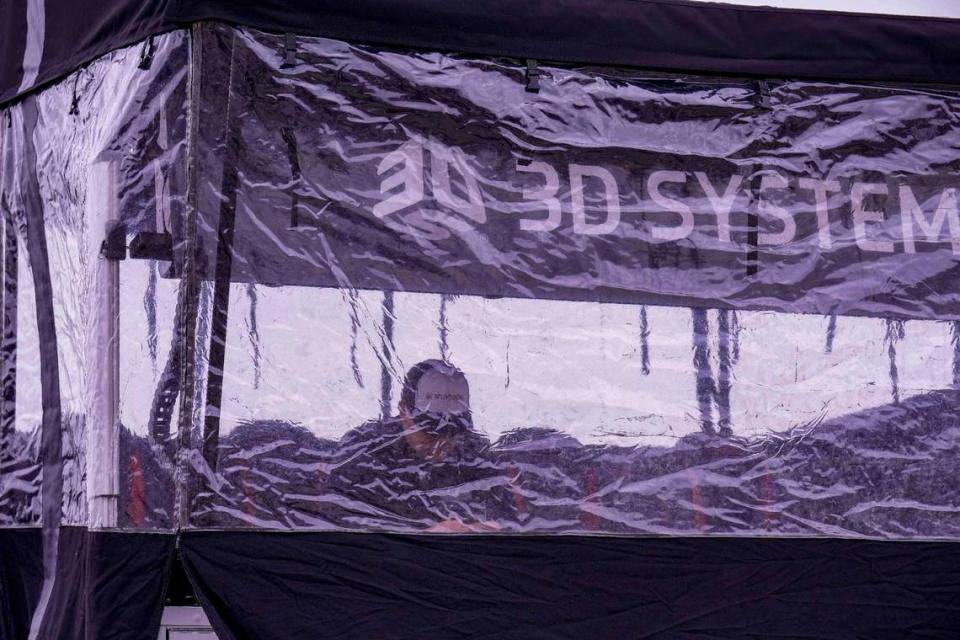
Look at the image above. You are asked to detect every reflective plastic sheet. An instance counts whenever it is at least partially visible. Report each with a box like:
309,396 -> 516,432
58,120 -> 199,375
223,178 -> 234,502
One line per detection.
0,31 -> 189,532
0,143 -> 40,526
186,24 -> 960,539
3,15 -> 960,640
194,25 -> 960,319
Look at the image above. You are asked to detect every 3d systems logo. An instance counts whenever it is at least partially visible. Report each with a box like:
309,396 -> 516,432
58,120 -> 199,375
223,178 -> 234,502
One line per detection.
373,137 -> 486,225
373,136 -> 960,254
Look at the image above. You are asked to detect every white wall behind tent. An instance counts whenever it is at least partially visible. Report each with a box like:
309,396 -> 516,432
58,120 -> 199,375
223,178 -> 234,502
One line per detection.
687,0 -> 960,19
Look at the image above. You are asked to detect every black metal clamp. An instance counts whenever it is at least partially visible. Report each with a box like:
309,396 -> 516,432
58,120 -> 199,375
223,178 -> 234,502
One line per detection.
525,59 -> 541,93
130,232 -> 174,261
100,221 -> 127,261
755,80 -> 772,109
101,221 -> 174,262
281,33 -> 298,69
138,37 -> 157,71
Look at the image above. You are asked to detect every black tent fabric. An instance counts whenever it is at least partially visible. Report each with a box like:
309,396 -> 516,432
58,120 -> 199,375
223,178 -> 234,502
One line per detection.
6,0 -> 960,106
182,531 -> 960,640
0,1 -> 28,106
0,0 -> 172,107
0,529 -> 43,640
29,529 -> 174,640
0,531 -> 172,640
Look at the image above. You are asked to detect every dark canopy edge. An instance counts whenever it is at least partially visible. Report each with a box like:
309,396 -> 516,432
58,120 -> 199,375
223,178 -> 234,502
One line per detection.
4,0 -> 960,108
172,0 -> 960,85
0,0 -> 174,108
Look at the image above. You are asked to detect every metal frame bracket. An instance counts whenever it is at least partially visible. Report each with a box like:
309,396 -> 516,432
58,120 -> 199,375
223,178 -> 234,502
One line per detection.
100,221 -> 127,261
129,231 -> 174,261
525,59 -> 541,93
282,33 -> 298,69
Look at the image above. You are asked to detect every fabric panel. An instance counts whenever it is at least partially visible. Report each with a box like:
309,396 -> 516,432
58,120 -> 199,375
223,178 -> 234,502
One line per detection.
31,528 -> 174,640
0,528 -> 43,640
182,531 -> 960,640
170,0 -> 960,85
8,1 -> 960,105
0,0 -> 173,106
0,2 -> 27,107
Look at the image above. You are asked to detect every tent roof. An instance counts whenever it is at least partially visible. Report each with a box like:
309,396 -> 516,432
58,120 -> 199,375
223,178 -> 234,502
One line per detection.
4,0 -> 960,107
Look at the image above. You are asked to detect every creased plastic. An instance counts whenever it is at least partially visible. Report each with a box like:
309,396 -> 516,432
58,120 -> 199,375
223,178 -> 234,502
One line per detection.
182,24 -> 960,539
0,32 -> 189,531
3,21 -> 959,541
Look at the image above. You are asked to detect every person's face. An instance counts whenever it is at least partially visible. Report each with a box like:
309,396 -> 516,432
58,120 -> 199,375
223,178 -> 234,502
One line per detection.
399,404 -> 461,461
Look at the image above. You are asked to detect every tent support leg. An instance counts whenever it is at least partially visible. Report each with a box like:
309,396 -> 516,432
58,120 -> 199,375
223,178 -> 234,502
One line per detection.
201,32 -> 244,471
692,307 -> 716,437
0,202 -> 16,467
380,291 -> 396,421
88,164 -> 121,529
18,96 -> 65,640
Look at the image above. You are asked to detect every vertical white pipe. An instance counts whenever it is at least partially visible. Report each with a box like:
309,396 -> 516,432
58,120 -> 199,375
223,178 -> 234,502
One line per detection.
87,161 -> 120,529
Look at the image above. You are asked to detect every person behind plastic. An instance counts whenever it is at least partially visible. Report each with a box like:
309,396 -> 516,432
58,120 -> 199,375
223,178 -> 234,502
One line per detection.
329,359 -> 511,532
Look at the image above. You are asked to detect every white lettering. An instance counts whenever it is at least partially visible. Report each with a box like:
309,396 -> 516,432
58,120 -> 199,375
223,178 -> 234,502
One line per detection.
798,178 -> 841,250
373,139 -> 424,219
758,173 -> 796,246
648,170 -> 693,242
570,165 -> 621,235
431,144 -> 486,224
899,185 -> 960,255
851,182 -> 894,253
695,172 -> 742,244
517,161 -> 562,232
373,140 -> 960,261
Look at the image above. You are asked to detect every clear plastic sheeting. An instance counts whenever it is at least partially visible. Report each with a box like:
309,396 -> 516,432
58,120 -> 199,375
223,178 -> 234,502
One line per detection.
185,24 -> 960,538
189,288 -> 960,537
2,20 -> 959,540
0,109 -> 44,527
0,31 -> 189,531
0,210 -> 40,526
192,25 -> 960,319
3,14 -> 960,640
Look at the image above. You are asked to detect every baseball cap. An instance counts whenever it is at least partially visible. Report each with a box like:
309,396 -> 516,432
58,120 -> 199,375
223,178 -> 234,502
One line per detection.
400,359 -> 471,416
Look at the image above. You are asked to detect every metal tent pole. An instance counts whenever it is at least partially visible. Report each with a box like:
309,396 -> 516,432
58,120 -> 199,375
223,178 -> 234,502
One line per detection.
18,95 -> 65,640
0,132 -> 14,469
716,309 -> 733,437
88,162 -> 120,529
201,31 -> 244,470
692,307 -> 716,436
380,291 -> 396,421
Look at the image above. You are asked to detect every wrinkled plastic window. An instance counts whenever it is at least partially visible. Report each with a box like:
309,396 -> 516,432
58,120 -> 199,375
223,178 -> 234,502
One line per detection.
0,31 -> 189,531
4,23 -> 959,539
0,118 -> 42,526
183,24 -> 960,538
